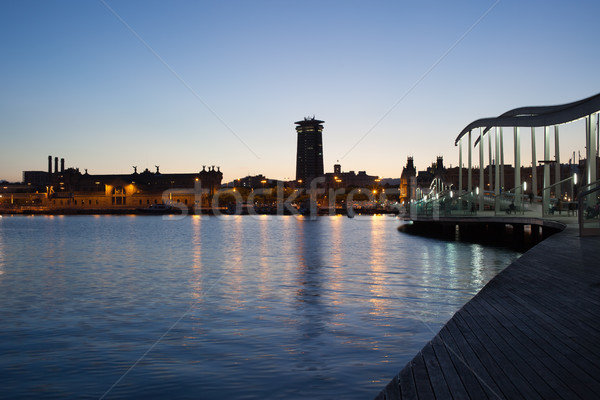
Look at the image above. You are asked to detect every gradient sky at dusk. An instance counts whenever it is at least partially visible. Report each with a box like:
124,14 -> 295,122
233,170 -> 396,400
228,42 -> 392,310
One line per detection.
1,0 -> 599,183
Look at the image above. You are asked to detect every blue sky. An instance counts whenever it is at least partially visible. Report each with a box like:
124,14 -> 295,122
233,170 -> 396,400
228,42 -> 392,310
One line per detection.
1,0 -> 599,183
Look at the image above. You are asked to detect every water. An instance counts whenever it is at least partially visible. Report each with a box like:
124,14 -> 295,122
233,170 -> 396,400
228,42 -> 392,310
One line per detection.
0,215 -> 521,399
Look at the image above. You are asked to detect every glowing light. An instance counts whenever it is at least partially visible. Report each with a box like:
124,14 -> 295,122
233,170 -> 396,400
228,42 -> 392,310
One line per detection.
523,181 -> 527,191
573,173 -> 577,185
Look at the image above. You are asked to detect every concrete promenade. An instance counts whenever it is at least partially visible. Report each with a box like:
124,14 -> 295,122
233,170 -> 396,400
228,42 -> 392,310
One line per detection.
376,226 -> 600,399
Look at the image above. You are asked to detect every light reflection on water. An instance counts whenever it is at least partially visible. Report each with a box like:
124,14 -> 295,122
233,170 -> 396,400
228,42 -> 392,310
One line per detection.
0,215 -> 520,399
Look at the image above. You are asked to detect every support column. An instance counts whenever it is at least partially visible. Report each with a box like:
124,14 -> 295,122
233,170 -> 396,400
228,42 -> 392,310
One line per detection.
495,127 -> 500,213
514,127 -> 521,212
458,139 -> 463,196
543,127 -> 551,214
488,130 -> 493,191
468,130 -> 472,194
479,128 -> 484,212
531,127 -> 537,197
500,128 -> 505,191
554,125 -> 561,197
587,114 -> 597,186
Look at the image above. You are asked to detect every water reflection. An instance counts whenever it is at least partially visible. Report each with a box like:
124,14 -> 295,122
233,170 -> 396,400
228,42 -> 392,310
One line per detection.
367,216 -> 390,318
295,218 -> 325,319
0,217 -> 4,279
0,215 -> 521,399
190,215 -> 203,300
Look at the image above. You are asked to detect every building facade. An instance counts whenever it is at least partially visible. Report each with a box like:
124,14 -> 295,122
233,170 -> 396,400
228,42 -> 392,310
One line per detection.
1,156 -> 223,212
295,117 -> 324,186
399,157 -> 416,204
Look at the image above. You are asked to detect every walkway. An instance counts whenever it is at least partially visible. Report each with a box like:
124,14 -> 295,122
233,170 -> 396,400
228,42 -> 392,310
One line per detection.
376,226 -> 600,399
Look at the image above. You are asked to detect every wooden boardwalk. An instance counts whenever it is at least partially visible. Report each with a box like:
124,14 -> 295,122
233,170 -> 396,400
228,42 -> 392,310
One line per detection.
376,227 -> 600,399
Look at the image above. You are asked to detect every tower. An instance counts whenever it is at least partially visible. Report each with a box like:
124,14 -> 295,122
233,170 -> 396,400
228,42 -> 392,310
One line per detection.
400,157 -> 417,203
295,117 -> 324,186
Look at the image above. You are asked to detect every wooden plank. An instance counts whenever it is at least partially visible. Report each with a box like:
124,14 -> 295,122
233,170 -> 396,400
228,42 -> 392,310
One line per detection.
472,294 -> 581,399
430,335 -> 470,399
451,312 -> 527,400
499,281 -> 600,370
502,274 -> 600,363
421,342 -> 452,400
436,326 -> 489,400
444,318 -> 507,399
508,258 -> 600,317
398,363 -> 417,400
410,351 -> 435,399
464,297 -> 569,399
506,266 -> 600,330
456,306 -> 543,400
484,288 -> 600,398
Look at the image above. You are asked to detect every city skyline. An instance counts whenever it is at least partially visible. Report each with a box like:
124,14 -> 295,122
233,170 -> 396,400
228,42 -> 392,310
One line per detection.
2,1 -> 600,183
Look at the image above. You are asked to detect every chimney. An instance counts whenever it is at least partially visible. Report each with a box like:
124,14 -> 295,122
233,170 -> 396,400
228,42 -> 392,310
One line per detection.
61,158 -> 65,173
48,156 -> 52,175
54,157 -> 59,175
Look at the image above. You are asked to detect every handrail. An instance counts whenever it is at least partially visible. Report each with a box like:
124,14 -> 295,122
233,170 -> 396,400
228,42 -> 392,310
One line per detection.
578,178 -> 600,192
543,175 -> 577,193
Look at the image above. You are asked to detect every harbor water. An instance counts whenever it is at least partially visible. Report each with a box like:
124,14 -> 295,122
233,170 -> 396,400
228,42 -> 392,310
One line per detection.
0,215 -> 521,399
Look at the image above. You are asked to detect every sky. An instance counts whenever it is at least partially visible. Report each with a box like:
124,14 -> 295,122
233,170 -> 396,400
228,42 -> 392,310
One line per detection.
1,0 -> 599,183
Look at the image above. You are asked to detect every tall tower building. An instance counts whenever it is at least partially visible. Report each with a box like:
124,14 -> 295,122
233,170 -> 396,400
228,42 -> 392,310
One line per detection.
295,117 -> 324,186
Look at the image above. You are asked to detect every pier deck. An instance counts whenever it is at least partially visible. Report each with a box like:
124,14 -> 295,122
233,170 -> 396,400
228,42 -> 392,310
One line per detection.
376,227 -> 600,399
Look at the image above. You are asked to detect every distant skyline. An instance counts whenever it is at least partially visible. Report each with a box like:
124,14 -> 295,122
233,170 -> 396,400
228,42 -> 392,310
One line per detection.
1,0 -> 599,183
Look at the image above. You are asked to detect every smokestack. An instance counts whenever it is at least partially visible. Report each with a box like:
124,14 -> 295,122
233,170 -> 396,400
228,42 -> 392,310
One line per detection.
61,158 -> 65,173
54,157 -> 59,175
48,156 -> 52,175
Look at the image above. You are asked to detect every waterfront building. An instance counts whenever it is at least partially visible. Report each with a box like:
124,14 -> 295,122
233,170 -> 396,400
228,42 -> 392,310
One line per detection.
295,117 -> 324,187
0,156 -> 223,212
323,163 -> 379,189
233,174 -> 268,189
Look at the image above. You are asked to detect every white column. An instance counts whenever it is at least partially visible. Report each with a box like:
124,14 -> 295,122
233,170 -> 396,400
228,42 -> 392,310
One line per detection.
500,127 -> 505,191
495,127 -> 500,213
531,127 -> 537,197
479,128 -> 484,211
554,125 -> 561,197
468,130 -> 472,194
587,114 -> 597,186
488,130 -> 493,190
514,127 -> 521,212
458,139 -> 463,197
543,126 -> 551,213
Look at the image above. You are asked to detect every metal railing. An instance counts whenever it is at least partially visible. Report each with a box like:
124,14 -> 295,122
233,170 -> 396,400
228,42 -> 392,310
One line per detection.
578,182 -> 600,236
